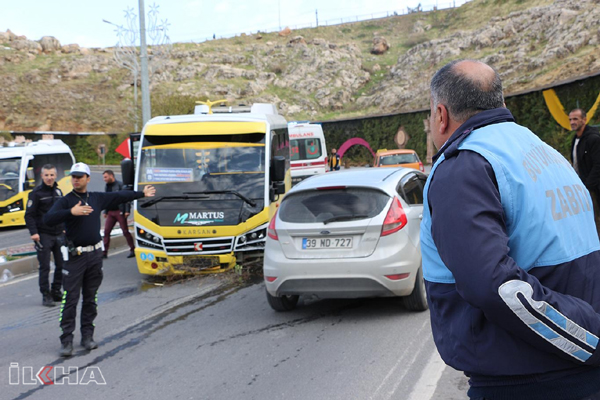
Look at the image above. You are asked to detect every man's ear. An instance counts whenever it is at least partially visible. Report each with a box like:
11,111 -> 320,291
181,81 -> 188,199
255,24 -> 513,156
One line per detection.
437,104 -> 450,138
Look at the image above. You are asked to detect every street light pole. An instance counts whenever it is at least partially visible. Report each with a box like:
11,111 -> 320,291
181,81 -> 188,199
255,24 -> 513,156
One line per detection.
139,0 -> 151,126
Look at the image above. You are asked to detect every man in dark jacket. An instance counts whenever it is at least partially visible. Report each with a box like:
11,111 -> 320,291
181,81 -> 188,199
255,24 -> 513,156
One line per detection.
102,170 -> 135,258
44,162 -> 155,357
569,108 -> 600,236
422,60 -> 600,400
24,164 -> 65,307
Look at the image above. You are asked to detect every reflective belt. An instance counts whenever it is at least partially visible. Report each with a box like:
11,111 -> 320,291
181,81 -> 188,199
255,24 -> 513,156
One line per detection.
76,241 -> 102,254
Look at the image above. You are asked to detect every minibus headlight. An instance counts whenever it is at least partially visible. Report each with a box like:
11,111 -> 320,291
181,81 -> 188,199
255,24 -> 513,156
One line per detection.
8,199 -> 23,212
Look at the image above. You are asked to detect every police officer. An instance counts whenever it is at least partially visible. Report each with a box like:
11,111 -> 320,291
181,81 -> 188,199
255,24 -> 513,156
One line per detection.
44,162 -> 155,357
423,60 -> 600,399
24,164 -> 65,307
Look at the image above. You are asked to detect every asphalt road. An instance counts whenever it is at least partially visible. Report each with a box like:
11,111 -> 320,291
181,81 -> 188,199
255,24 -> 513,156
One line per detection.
0,171 -> 119,250
0,249 -> 468,400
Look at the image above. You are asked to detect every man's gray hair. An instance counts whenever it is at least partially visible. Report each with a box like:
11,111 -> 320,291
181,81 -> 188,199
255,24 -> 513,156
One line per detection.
570,108 -> 587,119
430,59 -> 504,122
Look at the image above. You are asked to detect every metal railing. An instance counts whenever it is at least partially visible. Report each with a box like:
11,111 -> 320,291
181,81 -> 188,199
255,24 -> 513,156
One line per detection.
188,1 -> 467,43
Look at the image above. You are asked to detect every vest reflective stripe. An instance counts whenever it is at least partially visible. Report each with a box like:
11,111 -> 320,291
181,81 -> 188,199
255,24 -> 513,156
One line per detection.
421,122 -> 600,284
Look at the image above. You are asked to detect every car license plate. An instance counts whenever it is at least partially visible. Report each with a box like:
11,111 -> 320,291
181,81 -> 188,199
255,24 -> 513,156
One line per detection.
302,237 -> 353,249
174,256 -> 220,271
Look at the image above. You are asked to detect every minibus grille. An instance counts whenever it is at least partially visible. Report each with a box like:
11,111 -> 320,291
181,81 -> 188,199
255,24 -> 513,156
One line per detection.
163,237 -> 234,255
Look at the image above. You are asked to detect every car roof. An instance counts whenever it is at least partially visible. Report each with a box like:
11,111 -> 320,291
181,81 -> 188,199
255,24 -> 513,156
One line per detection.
290,168 -> 414,193
376,149 -> 417,156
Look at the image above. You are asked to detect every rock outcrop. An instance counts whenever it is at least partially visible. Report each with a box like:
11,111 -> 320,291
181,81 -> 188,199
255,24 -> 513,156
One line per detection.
371,37 -> 390,55
0,0 -> 599,132
359,0 -> 600,112
39,36 -> 61,53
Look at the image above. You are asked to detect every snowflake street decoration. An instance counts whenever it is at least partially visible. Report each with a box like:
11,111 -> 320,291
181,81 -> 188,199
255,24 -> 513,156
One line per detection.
109,4 -> 172,131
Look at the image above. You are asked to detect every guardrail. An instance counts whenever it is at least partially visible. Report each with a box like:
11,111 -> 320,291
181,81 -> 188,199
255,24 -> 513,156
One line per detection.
189,1 -> 466,43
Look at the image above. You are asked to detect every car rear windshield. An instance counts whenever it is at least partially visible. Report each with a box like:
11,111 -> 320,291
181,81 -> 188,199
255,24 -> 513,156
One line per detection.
380,153 -> 418,165
279,188 -> 390,223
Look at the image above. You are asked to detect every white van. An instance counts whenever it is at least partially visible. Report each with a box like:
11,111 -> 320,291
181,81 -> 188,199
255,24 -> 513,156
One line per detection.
0,139 -> 75,227
288,122 -> 328,186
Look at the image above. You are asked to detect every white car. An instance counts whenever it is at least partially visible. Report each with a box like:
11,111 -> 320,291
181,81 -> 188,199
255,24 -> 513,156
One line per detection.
263,167 -> 428,312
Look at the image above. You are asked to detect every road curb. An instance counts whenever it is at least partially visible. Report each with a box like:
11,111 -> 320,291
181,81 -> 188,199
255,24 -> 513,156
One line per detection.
0,235 -> 131,279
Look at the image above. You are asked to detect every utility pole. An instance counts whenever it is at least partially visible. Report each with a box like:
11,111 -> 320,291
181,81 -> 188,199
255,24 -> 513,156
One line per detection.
139,0 -> 151,126
278,0 -> 281,31
316,9 -> 318,27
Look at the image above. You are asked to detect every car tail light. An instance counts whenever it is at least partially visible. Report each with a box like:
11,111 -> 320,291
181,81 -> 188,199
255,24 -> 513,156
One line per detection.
265,276 -> 277,282
381,197 -> 408,236
419,161 -> 424,172
385,273 -> 410,281
268,210 -> 278,240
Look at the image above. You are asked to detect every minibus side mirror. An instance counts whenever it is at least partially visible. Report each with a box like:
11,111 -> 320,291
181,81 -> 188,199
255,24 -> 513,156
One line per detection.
271,156 -> 286,182
121,158 -> 135,188
269,182 -> 286,202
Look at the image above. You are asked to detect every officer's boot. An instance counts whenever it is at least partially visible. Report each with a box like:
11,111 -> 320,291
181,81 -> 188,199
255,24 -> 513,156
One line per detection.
59,342 -> 73,357
42,292 -> 55,307
51,287 -> 63,302
81,336 -> 98,351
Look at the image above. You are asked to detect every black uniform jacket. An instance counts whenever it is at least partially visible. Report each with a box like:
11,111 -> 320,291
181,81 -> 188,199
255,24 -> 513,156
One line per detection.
24,182 -> 64,236
44,190 -> 144,247
104,180 -> 130,214
571,124 -> 600,194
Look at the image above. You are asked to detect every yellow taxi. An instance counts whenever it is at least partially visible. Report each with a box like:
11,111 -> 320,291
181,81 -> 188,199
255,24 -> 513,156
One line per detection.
373,149 -> 424,172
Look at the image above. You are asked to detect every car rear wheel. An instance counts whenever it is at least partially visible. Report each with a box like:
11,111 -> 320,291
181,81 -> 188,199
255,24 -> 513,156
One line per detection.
266,289 -> 299,311
403,266 -> 428,312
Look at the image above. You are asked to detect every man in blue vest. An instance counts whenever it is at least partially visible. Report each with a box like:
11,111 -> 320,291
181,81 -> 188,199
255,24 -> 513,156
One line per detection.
422,59 -> 600,400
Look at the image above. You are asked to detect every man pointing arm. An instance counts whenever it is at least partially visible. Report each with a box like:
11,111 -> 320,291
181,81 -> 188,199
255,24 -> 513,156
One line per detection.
44,162 -> 155,357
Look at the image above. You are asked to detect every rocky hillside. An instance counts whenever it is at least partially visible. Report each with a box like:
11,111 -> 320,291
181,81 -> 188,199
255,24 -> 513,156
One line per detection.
0,0 -> 599,133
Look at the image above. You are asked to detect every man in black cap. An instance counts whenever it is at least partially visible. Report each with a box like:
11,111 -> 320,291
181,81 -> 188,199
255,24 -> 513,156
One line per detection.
24,164 -> 65,307
44,162 -> 155,357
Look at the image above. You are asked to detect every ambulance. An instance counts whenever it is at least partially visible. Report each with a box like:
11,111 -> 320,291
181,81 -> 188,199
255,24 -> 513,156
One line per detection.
0,139 -> 75,227
288,122 -> 328,186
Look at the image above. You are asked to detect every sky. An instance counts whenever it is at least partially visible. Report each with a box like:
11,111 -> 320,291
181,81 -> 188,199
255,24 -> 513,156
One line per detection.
2,0 -> 469,48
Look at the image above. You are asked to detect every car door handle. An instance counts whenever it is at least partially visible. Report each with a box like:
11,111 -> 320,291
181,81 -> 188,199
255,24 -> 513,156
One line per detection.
419,214 -> 423,220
